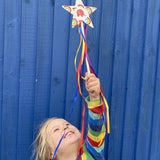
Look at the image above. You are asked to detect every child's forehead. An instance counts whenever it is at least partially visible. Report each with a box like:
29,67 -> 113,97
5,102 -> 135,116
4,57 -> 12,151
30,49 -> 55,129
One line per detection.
54,118 -> 68,124
48,118 -> 68,127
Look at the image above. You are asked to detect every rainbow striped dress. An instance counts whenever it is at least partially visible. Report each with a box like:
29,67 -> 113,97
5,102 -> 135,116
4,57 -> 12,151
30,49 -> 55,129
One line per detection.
78,97 -> 106,160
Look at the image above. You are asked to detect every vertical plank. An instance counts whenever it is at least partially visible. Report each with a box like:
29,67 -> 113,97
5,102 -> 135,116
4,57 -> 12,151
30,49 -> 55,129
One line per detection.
121,0 -> 148,159
135,0 -> 159,159
98,0 -> 117,101
1,0 -> 21,159
79,0 -> 88,132
150,20 -> 160,160
86,0 -> 102,74
33,0 -> 54,135
107,0 -> 132,159
64,0 -> 82,128
0,0 -> 5,157
83,0 -> 103,139
49,0 -> 70,120
17,0 -> 39,159
63,0 -> 101,129
98,0 -> 118,158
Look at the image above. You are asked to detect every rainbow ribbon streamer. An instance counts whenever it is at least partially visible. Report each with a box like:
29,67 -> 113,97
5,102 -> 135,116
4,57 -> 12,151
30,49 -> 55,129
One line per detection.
75,22 -> 110,133
74,22 -> 110,159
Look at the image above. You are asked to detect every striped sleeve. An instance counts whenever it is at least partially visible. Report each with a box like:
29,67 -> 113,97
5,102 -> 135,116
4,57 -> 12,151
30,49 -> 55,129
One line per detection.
81,96 -> 106,160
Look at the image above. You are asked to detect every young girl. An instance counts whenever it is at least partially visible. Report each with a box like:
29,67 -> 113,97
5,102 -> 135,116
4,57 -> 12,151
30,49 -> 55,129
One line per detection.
33,73 -> 106,160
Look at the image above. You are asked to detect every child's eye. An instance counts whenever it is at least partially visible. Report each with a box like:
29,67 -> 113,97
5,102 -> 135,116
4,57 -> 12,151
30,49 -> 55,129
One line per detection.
54,128 -> 59,132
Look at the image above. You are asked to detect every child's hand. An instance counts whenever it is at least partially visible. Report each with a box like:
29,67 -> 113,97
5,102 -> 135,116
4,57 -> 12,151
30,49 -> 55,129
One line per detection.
85,72 -> 101,101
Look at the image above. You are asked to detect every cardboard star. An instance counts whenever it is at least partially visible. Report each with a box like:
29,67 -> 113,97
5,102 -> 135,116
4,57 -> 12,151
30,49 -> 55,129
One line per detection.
62,0 -> 97,28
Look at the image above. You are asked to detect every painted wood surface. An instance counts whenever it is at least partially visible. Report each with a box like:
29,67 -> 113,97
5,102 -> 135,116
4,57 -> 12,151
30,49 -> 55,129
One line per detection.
0,0 -> 159,159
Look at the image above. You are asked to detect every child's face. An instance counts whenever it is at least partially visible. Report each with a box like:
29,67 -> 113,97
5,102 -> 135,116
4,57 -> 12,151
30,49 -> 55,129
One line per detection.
46,118 -> 81,154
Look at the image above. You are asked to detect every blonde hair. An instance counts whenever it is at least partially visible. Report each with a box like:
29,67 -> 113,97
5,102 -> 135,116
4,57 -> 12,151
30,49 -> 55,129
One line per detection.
33,117 -> 58,160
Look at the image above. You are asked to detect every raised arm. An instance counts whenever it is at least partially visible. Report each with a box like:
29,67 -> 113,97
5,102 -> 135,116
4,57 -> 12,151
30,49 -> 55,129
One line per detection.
80,73 -> 106,159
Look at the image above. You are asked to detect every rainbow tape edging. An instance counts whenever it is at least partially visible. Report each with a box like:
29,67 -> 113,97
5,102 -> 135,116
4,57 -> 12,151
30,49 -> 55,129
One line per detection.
86,7 -> 93,15
72,18 -> 78,28
63,6 -> 72,13
85,17 -> 91,25
78,4 -> 84,8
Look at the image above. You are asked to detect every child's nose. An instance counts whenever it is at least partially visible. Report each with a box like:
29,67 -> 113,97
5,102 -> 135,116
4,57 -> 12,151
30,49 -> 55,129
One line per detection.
64,124 -> 69,130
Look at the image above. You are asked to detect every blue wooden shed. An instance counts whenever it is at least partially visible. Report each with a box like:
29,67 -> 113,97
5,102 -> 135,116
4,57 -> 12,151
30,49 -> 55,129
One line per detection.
0,0 -> 160,159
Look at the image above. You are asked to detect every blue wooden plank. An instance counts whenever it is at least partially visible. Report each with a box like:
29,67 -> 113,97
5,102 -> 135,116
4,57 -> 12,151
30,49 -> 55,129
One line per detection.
49,0 -> 70,120
81,0 -> 103,140
63,0 -> 100,129
107,0 -> 133,159
81,1 -> 103,138
86,0 -> 102,74
0,0 -> 5,157
63,0 -> 83,129
98,0 -> 118,158
150,19 -> 160,160
135,0 -> 159,159
1,0 -> 21,159
120,0 -> 148,159
17,0 -> 39,159
33,0 -> 54,136
72,0 -> 89,135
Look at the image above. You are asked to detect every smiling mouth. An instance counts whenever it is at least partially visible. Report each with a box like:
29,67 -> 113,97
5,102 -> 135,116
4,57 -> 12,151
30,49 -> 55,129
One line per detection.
64,131 -> 74,138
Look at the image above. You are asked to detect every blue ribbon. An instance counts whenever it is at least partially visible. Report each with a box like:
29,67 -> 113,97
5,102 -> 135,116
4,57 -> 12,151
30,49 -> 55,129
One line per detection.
52,130 -> 66,159
52,84 -> 79,159
79,24 -> 85,41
